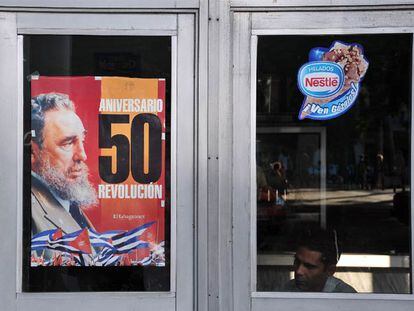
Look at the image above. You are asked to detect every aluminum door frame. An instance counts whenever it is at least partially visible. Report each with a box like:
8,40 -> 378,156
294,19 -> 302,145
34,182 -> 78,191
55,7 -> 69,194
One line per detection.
232,9 -> 414,311
0,11 -> 195,311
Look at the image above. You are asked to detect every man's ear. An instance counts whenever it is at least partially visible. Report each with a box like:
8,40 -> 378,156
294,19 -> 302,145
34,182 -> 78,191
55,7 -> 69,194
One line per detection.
31,142 -> 41,168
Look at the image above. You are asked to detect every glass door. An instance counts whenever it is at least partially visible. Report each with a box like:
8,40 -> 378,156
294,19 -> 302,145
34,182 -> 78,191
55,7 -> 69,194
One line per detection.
0,12 -> 194,311
232,10 -> 414,311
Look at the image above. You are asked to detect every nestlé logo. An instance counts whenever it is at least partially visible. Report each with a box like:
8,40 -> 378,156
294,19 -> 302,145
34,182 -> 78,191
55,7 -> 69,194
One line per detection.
298,61 -> 344,98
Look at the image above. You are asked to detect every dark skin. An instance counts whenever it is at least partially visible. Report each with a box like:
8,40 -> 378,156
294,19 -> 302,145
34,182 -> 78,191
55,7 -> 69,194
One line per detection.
294,246 -> 336,292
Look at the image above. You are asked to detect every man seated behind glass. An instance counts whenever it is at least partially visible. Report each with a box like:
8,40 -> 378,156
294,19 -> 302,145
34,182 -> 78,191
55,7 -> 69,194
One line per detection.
284,228 -> 357,293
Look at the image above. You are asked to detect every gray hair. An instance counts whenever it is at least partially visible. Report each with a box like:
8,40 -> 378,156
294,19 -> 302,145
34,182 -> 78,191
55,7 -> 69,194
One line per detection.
31,93 -> 75,147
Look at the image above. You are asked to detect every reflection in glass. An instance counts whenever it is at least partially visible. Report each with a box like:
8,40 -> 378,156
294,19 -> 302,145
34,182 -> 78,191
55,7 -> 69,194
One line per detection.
23,35 -> 171,292
256,34 -> 412,293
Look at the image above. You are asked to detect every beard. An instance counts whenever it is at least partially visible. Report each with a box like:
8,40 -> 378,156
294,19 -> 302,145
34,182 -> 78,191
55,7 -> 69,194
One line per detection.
37,157 -> 97,207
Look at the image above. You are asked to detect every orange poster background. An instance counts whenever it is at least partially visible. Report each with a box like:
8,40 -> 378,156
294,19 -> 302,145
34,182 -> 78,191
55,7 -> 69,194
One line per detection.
99,77 -> 166,242
31,76 -> 166,245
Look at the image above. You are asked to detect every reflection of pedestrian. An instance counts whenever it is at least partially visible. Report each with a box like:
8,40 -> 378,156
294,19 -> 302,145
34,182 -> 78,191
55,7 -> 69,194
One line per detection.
257,165 -> 268,189
345,164 -> 355,189
374,153 -> 385,190
257,164 -> 269,201
298,152 -> 311,187
278,149 -> 290,177
394,150 -> 406,192
267,161 -> 288,198
357,155 -> 367,190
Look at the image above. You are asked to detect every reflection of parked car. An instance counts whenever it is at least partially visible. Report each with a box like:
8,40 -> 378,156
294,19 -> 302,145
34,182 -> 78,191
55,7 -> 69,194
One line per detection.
257,201 -> 286,220
257,188 -> 287,232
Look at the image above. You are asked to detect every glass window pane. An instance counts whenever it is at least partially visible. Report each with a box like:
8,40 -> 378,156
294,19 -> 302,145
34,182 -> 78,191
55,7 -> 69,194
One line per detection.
23,35 -> 171,292
256,34 -> 412,294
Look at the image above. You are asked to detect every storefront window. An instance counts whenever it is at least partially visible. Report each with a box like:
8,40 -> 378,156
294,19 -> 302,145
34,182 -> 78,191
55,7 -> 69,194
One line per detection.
23,35 -> 171,291
256,34 -> 412,294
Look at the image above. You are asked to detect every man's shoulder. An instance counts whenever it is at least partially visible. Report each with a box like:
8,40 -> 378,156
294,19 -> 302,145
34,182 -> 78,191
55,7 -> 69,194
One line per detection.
282,279 -> 301,292
31,175 -> 61,208
324,276 -> 357,293
31,173 -> 80,234
32,173 -> 52,194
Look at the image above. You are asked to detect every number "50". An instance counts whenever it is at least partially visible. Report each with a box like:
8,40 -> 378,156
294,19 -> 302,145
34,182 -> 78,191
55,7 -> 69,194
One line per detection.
99,114 -> 162,184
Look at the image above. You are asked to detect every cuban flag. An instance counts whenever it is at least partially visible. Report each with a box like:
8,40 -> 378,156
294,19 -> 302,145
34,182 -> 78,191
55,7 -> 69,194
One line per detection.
95,229 -> 124,241
94,248 -> 121,266
111,221 -> 154,254
88,229 -> 117,250
31,228 -> 92,254
137,241 -> 165,266
137,255 -> 152,266
31,229 -> 63,251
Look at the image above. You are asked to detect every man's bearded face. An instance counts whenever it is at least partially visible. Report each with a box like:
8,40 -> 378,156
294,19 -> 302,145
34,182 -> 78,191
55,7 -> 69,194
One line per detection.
32,108 -> 97,206
37,155 -> 97,206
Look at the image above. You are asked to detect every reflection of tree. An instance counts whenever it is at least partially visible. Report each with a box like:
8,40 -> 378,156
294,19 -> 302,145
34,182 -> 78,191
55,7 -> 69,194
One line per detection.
327,36 -> 410,189
256,35 -> 411,190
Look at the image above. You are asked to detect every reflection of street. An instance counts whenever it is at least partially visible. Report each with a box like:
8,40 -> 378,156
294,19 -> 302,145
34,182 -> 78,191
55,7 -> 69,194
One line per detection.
257,188 -> 411,293
258,188 -> 410,255
288,188 -> 395,207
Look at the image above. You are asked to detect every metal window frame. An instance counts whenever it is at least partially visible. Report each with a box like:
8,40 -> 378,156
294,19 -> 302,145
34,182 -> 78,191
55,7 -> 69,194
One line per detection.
0,0 -> 199,9
232,9 -> 414,311
230,0 -> 414,9
0,11 -> 196,311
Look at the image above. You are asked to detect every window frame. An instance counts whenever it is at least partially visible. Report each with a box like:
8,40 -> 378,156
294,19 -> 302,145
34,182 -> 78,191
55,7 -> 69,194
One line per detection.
0,0 -> 199,9
1,11 -> 196,311
230,0 -> 414,7
232,10 -> 414,311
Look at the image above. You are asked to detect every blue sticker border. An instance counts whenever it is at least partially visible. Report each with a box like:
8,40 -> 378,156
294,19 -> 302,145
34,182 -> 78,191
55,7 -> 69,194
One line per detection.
297,40 -> 369,121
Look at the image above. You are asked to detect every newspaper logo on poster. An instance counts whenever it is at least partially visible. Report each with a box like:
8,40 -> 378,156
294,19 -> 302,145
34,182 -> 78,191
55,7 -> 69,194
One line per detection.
30,76 -> 166,267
